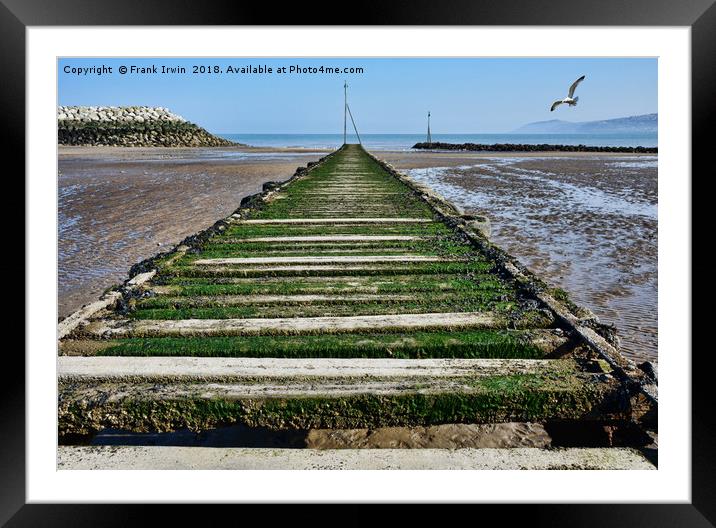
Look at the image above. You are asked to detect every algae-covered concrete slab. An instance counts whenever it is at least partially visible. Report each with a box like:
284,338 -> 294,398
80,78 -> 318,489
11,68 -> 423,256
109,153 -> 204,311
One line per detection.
58,360 -> 623,434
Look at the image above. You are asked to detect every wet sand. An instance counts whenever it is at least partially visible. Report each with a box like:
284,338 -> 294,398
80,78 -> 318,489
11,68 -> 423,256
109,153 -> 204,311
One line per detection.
380,150 -> 657,363
58,146 -> 327,318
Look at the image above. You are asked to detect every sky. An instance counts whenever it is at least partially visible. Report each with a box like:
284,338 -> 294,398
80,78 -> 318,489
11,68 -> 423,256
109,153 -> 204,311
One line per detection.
58,58 -> 657,134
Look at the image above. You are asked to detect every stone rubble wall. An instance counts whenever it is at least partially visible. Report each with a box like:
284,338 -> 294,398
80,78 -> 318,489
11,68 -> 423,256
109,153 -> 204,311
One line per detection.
413,142 -> 658,154
58,106 -> 235,147
58,106 -> 187,123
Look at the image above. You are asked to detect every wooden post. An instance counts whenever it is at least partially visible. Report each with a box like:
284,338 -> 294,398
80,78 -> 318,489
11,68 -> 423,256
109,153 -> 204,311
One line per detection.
427,111 -> 432,146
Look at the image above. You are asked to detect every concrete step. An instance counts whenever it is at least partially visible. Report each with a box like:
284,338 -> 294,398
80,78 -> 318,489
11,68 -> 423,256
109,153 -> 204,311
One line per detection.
301,192 -> 408,196
137,293 -> 437,306
80,311 -> 513,338
208,241 -> 427,248
192,255 -> 464,265
167,264 -> 487,278
237,235 -> 423,242
195,248 -> 430,256
240,218 -> 433,224
158,273 -> 485,286
57,356 -> 579,381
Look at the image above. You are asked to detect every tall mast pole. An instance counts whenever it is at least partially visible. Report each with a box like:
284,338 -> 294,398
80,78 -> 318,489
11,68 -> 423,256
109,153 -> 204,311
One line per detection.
343,81 -> 347,145
427,111 -> 432,146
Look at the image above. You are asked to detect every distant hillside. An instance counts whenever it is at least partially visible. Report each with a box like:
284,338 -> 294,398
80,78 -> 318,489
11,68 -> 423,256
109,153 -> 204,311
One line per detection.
514,113 -> 657,134
58,106 -> 235,147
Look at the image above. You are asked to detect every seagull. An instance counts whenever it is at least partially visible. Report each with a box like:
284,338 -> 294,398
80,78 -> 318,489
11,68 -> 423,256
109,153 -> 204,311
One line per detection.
550,75 -> 585,111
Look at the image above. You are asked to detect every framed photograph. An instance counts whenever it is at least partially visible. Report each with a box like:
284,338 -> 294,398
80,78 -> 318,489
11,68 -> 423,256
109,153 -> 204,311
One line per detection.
8,0 -> 712,521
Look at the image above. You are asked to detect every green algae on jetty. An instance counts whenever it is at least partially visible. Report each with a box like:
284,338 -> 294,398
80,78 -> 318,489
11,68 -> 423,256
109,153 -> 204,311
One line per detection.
58,145 -> 656,452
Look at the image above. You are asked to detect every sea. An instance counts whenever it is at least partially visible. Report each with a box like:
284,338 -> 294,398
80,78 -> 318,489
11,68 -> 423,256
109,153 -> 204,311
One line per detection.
217,133 -> 657,150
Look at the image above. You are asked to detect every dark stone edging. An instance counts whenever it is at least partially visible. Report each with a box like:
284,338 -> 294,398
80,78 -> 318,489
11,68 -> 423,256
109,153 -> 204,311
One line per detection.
413,142 -> 657,153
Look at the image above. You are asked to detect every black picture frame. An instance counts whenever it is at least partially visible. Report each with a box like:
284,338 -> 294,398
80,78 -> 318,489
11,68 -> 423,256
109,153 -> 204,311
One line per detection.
7,0 -> 713,523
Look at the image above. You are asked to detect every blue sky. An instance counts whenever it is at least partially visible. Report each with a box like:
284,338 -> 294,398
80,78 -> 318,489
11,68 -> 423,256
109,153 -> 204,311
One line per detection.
58,58 -> 657,134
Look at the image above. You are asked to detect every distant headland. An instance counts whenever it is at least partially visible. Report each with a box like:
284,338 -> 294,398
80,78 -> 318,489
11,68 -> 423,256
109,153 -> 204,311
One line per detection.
513,113 -> 657,134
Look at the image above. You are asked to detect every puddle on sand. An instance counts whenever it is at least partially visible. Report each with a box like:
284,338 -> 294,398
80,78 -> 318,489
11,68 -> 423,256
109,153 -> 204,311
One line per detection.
407,155 -> 658,363
64,422 -> 554,449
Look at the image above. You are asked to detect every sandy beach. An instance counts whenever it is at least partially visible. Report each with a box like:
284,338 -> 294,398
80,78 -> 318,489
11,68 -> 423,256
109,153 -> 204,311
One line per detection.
58,146 -> 328,318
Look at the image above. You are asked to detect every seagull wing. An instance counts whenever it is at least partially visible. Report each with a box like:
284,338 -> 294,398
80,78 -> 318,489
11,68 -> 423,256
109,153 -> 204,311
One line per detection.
568,75 -> 585,98
550,100 -> 564,112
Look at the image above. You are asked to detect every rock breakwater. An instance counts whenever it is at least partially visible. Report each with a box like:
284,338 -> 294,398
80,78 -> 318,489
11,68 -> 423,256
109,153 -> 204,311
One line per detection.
412,142 -> 657,153
58,106 -> 234,147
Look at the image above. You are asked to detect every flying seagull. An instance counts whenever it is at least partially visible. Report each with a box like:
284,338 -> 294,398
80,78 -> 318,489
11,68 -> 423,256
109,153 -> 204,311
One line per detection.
550,75 -> 585,111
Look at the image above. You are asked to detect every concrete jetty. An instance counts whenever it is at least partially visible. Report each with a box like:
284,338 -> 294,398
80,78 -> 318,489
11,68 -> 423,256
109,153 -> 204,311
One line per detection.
58,144 -> 657,469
